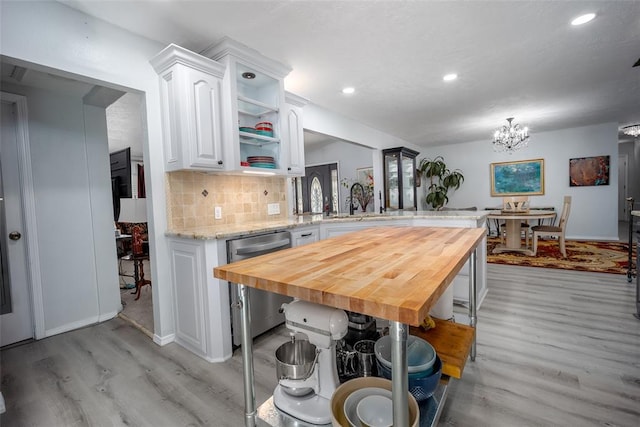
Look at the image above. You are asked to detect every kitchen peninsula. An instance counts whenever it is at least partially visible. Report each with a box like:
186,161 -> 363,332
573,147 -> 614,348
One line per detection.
166,210 -> 488,363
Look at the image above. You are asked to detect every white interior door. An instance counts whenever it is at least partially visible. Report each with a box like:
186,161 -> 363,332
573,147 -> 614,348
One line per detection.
0,100 -> 34,346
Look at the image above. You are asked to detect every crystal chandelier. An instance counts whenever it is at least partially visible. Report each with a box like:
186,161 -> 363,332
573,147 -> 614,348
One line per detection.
493,117 -> 530,153
622,124 -> 640,137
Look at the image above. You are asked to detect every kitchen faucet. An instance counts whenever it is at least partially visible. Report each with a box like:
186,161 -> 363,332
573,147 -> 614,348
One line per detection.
349,182 -> 365,215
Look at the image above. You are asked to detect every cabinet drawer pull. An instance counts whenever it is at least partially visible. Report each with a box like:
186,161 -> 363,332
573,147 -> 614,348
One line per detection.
300,233 -> 312,238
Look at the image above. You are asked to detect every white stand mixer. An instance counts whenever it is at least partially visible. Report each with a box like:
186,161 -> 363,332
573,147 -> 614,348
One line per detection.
274,300 -> 348,425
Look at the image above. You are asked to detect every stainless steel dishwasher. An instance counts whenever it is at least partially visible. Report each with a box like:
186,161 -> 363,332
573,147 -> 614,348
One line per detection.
227,230 -> 292,348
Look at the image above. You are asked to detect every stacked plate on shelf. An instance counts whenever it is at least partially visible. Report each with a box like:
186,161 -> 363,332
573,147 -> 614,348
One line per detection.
247,156 -> 276,169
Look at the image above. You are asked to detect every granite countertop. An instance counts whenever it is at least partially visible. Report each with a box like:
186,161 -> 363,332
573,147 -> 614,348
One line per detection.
166,210 -> 490,240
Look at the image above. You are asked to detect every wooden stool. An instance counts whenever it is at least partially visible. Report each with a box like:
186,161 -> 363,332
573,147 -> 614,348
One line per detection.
132,254 -> 151,300
131,225 -> 151,300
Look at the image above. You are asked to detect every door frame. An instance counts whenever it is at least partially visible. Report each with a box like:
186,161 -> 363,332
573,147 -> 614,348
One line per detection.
618,154 -> 628,221
302,161 -> 340,214
0,91 -> 45,340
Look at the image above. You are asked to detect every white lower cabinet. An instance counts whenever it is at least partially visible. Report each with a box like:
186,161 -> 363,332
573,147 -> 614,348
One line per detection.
321,220 -> 411,239
290,226 -> 320,247
169,238 -> 232,362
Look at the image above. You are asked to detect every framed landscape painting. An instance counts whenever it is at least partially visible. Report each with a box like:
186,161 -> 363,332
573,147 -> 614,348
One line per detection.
491,158 -> 545,196
569,155 -> 609,187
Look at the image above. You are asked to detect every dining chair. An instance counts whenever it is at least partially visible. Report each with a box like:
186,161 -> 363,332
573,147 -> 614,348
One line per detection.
532,196 -> 572,257
500,196 -> 531,246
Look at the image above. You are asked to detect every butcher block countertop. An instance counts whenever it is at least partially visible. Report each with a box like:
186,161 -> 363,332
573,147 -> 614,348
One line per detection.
214,226 -> 485,326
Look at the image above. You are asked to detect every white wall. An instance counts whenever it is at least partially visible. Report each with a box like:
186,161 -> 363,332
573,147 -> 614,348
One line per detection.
306,140 -> 376,213
419,122 -> 620,240
84,104 -> 122,322
0,81 -> 120,334
304,103 -> 419,152
303,104 -> 420,213
1,1 -> 173,343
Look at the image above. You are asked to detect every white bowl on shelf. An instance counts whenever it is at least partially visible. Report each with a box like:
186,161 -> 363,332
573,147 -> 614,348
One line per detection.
356,394 -> 393,427
343,387 -> 391,427
330,377 -> 419,427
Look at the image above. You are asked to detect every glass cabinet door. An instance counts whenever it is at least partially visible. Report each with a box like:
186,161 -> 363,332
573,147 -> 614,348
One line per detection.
385,154 -> 399,210
402,154 -> 415,209
382,147 -> 419,210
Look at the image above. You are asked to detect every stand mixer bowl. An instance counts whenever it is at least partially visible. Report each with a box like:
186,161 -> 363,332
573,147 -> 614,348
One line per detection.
275,339 -> 318,396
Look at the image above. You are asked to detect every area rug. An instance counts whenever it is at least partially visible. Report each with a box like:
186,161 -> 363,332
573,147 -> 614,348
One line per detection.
486,237 -> 636,275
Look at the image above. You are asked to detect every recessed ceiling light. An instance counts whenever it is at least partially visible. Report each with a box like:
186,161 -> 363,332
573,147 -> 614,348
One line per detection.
342,87 -> 355,95
443,73 -> 458,82
571,13 -> 596,26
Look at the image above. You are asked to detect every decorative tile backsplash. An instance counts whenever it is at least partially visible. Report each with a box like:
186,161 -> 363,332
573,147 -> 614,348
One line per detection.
166,171 -> 287,229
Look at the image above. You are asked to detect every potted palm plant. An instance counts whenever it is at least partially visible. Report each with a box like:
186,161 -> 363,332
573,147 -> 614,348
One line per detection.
418,156 -> 464,210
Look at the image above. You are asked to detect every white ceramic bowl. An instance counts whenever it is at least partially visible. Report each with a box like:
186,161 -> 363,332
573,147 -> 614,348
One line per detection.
330,377 -> 420,427
374,334 -> 436,374
343,387 -> 391,427
356,395 -> 393,427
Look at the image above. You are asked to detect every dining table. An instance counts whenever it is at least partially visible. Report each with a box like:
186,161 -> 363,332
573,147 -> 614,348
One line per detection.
214,226 -> 486,426
487,209 -> 557,255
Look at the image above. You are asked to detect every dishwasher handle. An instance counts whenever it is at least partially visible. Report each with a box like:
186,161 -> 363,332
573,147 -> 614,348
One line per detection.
235,239 -> 291,256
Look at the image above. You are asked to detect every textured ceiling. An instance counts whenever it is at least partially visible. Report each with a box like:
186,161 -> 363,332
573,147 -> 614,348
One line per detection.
51,1 -> 640,146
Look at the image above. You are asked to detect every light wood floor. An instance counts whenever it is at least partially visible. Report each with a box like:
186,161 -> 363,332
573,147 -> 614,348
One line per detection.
1,265 -> 638,426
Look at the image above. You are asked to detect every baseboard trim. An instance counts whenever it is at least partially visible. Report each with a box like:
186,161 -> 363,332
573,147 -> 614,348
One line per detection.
98,310 -> 118,322
153,333 -> 175,346
45,316 -> 99,337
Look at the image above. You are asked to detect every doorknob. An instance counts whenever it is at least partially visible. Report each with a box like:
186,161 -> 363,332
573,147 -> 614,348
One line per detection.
9,231 -> 21,241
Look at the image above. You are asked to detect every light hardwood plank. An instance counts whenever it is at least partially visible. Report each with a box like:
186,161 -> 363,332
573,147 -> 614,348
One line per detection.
441,265 -> 640,427
2,264 -> 638,426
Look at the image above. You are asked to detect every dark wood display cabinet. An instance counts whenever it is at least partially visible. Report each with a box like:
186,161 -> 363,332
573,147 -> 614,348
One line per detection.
383,147 -> 419,210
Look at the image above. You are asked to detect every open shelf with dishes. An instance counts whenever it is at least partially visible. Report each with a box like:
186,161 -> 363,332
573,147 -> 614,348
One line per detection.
234,62 -> 283,171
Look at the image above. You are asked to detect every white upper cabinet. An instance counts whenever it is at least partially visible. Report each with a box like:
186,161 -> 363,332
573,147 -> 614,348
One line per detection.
150,44 -> 226,171
202,37 -> 293,174
283,92 -> 308,176
152,39 -> 307,175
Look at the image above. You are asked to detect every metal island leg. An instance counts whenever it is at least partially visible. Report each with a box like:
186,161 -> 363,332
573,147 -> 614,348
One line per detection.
469,249 -> 477,361
389,320 -> 409,426
238,284 -> 257,427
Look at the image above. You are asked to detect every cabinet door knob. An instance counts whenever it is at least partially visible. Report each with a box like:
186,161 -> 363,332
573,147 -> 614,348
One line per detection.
218,160 -> 223,165
287,167 -> 291,171
9,231 -> 21,241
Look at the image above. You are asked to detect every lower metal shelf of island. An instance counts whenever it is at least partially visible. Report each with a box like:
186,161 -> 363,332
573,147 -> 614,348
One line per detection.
256,376 -> 450,427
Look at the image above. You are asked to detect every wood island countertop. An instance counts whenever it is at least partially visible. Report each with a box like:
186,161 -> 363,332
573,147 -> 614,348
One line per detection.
214,226 -> 485,326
